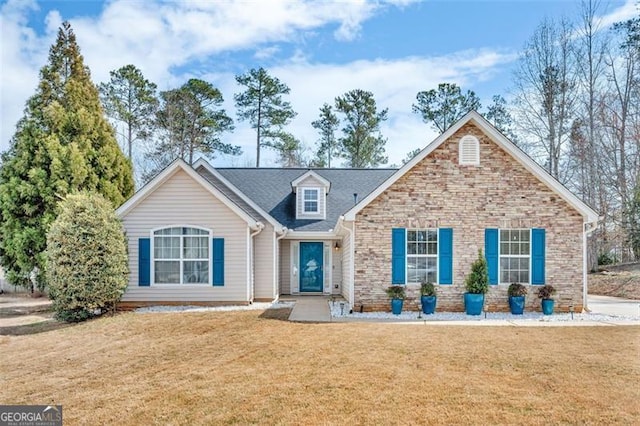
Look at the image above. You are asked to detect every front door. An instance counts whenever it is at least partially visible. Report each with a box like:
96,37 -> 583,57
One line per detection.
299,242 -> 324,292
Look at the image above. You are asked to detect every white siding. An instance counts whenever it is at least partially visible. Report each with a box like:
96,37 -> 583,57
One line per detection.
121,169 -> 250,302
332,246 -> 342,295
340,222 -> 354,305
279,239 -> 291,294
254,225 -> 276,301
295,175 -> 327,220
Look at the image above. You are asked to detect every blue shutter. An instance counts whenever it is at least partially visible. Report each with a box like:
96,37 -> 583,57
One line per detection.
138,238 -> 150,286
391,228 -> 406,284
438,228 -> 453,284
485,229 -> 499,285
531,229 -> 545,285
212,238 -> 225,286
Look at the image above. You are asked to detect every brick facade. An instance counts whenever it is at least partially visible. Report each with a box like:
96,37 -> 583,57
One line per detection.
353,123 -> 585,313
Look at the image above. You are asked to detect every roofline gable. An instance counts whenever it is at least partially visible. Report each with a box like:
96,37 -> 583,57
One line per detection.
291,170 -> 331,192
116,159 -> 261,228
343,111 -> 599,223
192,158 -> 285,232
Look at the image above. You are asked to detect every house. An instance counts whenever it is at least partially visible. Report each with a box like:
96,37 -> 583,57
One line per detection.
116,111 -> 599,312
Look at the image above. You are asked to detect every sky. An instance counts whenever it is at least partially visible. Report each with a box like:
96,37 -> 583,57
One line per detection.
0,0 -> 637,167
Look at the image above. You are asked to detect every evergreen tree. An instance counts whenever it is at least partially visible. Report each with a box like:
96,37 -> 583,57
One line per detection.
98,64 -> 158,163
149,78 -> 238,174
484,95 -> 518,143
0,22 -> 134,289
234,67 -> 297,167
46,192 -> 128,322
270,131 -> 306,167
412,83 -> 481,133
334,89 -> 388,168
311,103 -> 339,167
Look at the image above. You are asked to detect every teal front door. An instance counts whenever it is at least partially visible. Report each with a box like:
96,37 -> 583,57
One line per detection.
299,242 -> 324,292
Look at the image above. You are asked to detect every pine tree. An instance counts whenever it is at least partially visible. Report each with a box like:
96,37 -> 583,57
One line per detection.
143,78 -> 238,181
234,67 -> 297,167
334,89 -> 388,168
0,22 -> 134,289
98,64 -> 158,163
412,83 -> 481,133
311,103 -> 339,167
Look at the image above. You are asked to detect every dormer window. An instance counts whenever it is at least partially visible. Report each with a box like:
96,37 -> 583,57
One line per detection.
292,170 -> 330,220
303,188 -> 319,213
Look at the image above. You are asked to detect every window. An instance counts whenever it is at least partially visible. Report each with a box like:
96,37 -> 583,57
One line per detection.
406,229 -> 438,283
499,229 -> 530,284
303,188 -> 319,213
459,135 -> 480,165
154,227 -> 210,284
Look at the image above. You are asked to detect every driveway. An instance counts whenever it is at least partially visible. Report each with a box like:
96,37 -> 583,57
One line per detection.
588,295 -> 640,317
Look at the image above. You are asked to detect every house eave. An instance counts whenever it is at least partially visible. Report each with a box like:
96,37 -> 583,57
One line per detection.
282,230 -> 339,240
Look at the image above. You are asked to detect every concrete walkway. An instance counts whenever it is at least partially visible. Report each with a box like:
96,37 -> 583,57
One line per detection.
588,295 -> 640,317
287,296 -> 332,322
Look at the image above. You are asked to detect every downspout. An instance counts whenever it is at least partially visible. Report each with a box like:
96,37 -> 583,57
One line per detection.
249,222 -> 265,303
275,227 -> 289,301
583,221 -> 598,312
337,216 -> 355,309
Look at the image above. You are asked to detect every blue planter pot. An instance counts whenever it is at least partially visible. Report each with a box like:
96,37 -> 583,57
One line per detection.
391,298 -> 403,315
509,296 -> 525,315
421,295 -> 437,315
541,299 -> 555,315
464,293 -> 484,315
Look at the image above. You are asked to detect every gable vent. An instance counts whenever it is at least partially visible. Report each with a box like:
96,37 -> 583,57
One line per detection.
459,135 -> 480,165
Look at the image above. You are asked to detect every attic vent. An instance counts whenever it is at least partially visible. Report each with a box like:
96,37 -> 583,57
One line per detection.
459,135 -> 480,165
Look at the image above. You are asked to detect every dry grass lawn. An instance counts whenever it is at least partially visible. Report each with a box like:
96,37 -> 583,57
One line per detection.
1,309 -> 639,425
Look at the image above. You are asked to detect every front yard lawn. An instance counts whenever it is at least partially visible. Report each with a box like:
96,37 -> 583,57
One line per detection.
1,309 -> 638,424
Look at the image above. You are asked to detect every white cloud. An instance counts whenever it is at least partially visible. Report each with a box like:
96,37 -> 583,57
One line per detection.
598,0 -> 638,29
0,0 -> 387,150
0,0 -> 515,168
206,49 -> 515,167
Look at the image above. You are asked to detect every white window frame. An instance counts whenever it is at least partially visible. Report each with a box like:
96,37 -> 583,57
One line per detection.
498,229 -> 531,285
151,225 -> 212,285
302,188 -> 320,214
459,135 -> 480,165
406,228 -> 438,284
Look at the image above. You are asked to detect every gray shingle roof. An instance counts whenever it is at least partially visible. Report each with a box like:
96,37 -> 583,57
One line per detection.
196,166 -> 266,223
213,168 -> 397,232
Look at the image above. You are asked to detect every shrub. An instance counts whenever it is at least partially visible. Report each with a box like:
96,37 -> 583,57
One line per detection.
597,252 -> 617,266
420,282 -> 437,297
537,285 -> 556,300
507,283 -> 528,297
46,192 -> 128,322
386,285 -> 406,300
465,249 -> 489,294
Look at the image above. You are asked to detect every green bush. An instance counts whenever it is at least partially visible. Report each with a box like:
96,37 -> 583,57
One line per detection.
597,252 -> 617,266
385,285 -> 406,300
465,249 -> 489,294
46,192 -> 129,322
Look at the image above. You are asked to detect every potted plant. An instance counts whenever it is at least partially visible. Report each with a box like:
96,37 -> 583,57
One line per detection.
420,281 -> 437,315
537,284 -> 556,315
386,285 -> 406,315
507,283 -> 528,315
464,249 -> 490,315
